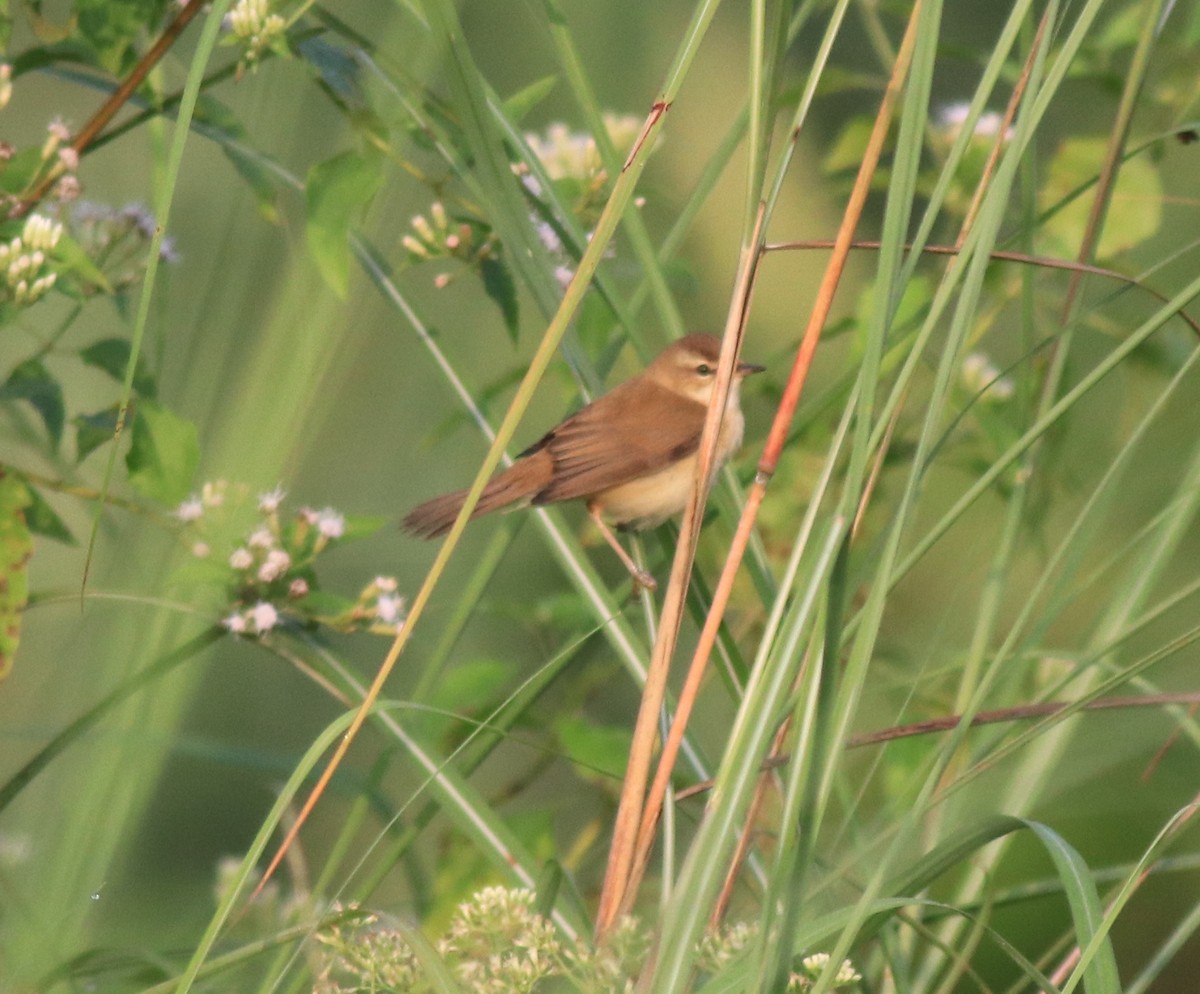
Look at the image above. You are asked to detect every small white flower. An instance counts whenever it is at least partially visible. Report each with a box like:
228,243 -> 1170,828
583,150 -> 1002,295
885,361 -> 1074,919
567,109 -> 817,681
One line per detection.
288,577 -> 309,598
46,118 -> 70,143
534,221 -> 563,255
22,214 -> 63,251
201,481 -> 226,507
553,265 -> 574,289
375,575 -> 398,592
248,527 -> 274,549
376,593 -> 404,623
250,601 -> 278,633
937,102 -> 970,130
402,234 -> 428,257
223,612 -> 248,633
191,541 -> 210,558
229,547 -> 254,570
55,175 -> 81,201
175,497 -> 204,522
316,508 -> 345,538
257,485 -> 286,513
411,213 -> 435,242
961,351 -> 1015,402
257,548 -> 291,582
57,147 -> 79,171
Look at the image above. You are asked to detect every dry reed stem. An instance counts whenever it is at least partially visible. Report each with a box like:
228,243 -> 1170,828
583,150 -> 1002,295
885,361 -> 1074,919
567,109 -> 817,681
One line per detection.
613,0 -> 924,924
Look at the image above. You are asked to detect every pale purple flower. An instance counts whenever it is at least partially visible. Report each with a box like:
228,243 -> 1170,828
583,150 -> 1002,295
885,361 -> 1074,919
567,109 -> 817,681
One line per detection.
229,547 -> 254,570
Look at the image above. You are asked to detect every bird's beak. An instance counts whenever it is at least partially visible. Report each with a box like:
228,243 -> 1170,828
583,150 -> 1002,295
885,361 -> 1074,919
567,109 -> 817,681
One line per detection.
737,361 -> 766,377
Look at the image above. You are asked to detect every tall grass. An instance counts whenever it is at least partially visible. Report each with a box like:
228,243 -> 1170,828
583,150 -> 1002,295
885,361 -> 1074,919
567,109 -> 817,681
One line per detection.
3,0 -> 1200,991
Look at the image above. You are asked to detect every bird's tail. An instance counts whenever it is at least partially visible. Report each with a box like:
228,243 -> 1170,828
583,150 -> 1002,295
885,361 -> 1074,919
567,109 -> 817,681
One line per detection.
402,456 -> 548,538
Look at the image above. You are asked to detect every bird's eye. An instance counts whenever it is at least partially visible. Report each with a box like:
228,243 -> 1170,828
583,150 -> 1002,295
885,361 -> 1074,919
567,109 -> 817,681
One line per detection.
696,363 -> 712,375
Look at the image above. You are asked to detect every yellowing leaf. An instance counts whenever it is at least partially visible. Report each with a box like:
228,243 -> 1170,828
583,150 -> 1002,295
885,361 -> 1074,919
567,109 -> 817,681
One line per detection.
0,473 -> 33,680
1039,138 -> 1162,260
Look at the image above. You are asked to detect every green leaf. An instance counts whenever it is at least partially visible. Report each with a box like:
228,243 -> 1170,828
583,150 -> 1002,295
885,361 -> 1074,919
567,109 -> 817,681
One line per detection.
24,486 -> 74,544
74,406 -> 120,462
2,359 -> 64,445
52,230 -> 112,294
305,149 -> 384,298
503,75 -> 558,123
339,513 -> 390,542
1040,138 -> 1163,260
480,255 -> 520,340
823,116 -> 875,174
76,0 -> 168,73
0,147 -> 46,196
428,659 -> 511,717
555,715 -> 630,783
0,472 -> 31,680
79,338 -> 157,397
125,400 -> 199,506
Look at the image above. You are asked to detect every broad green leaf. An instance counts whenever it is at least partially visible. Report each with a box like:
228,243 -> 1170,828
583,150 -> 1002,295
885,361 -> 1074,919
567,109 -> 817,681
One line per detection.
2,359 -> 64,445
0,473 -> 32,679
23,486 -> 73,544
125,400 -> 200,506
480,255 -> 520,340
305,149 -> 384,298
74,406 -> 120,462
1040,138 -> 1162,260
79,338 -> 157,397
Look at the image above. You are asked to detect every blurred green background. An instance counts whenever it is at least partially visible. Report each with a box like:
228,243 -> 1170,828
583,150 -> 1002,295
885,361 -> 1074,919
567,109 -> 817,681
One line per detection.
3,0 -> 1200,990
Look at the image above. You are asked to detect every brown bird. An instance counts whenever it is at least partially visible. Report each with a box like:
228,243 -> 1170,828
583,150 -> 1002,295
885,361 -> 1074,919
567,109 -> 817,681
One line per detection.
403,333 -> 763,589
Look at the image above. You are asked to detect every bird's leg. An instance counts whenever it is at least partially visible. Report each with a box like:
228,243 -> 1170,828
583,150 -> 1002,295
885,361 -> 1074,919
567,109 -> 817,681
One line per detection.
587,502 -> 657,592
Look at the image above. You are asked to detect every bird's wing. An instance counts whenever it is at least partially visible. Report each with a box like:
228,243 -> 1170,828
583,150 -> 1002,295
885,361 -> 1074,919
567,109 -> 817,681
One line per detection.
528,379 -> 706,504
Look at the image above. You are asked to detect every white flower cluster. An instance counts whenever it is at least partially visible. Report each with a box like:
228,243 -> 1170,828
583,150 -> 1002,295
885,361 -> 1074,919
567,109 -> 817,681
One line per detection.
175,481 -> 400,639
227,0 -> 287,63
788,952 -> 863,990
439,886 -> 561,994
523,112 -> 642,183
961,351 -> 1015,402
937,102 -> 1015,143
697,920 -> 759,972
0,213 -> 61,306
517,113 -> 643,290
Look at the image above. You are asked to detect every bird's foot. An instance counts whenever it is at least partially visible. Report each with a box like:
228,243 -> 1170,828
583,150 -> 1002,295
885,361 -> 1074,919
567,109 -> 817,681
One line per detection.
631,568 -> 658,594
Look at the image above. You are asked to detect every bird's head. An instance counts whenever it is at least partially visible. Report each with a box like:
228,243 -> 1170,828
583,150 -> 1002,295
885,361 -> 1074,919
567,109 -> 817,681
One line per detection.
648,333 -> 765,405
